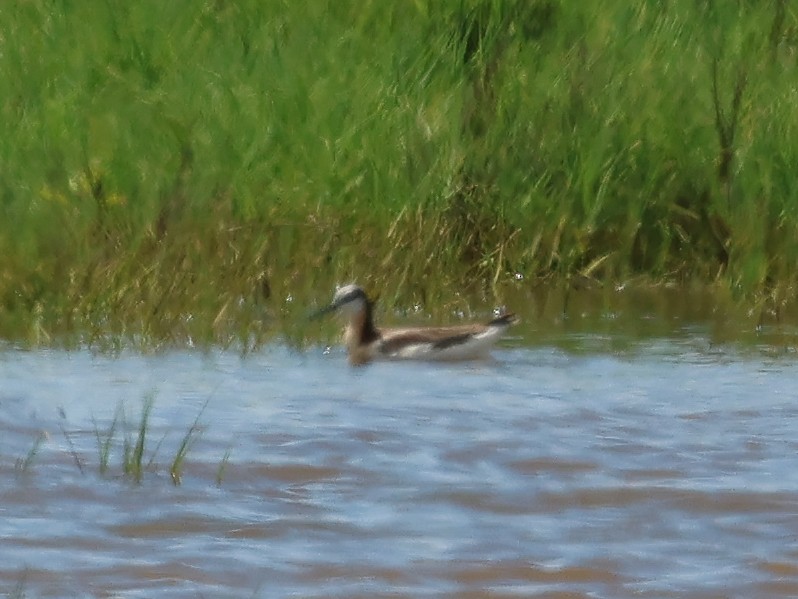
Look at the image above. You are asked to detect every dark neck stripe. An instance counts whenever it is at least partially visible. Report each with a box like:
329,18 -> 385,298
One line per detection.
360,299 -> 380,344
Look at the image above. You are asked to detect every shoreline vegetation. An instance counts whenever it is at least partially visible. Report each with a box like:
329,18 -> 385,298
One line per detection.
2,1 -> 798,348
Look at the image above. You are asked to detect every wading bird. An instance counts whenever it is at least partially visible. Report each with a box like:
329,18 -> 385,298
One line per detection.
314,284 -> 517,365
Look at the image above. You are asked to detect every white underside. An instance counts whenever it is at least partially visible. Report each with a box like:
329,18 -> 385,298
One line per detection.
377,326 -> 507,362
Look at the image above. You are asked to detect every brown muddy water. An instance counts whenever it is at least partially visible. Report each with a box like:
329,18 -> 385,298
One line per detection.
2,316 -> 798,597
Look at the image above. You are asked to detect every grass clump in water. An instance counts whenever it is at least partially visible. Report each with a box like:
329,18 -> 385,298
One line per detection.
9,397 -> 216,487
89,394 -> 207,486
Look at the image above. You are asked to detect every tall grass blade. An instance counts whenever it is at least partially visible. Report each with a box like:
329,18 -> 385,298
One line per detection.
170,399 -> 209,486
15,432 -> 48,475
216,448 -> 232,488
92,406 -> 120,476
59,422 -> 85,475
129,394 -> 155,484
58,406 -> 84,475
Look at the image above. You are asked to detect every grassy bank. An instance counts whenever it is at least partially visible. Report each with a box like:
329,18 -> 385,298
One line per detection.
1,1 -> 797,346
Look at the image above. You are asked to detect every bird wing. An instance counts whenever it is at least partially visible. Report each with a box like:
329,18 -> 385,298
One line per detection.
377,315 -> 515,358
378,324 -> 485,353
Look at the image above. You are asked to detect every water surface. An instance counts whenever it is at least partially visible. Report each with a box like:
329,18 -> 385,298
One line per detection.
2,331 -> 798,598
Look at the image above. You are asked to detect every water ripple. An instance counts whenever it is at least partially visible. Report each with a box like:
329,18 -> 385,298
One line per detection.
2,341 -> 798,597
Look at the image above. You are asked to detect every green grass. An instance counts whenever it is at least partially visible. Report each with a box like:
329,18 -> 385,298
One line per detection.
170,400 -> 207,485
123,394 -> 154,484
1,1 -> 797,346
93,407 -> 119,476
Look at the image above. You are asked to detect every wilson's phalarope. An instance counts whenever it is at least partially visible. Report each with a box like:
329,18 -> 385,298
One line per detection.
314,284 -> 517,365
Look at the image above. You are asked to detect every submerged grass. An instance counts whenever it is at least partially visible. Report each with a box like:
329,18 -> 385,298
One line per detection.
216,448 -> 232,489
14,431 -> 47,475
1,1 -> 798,346
10,569 -> 28,599
59,419 -> 85,475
